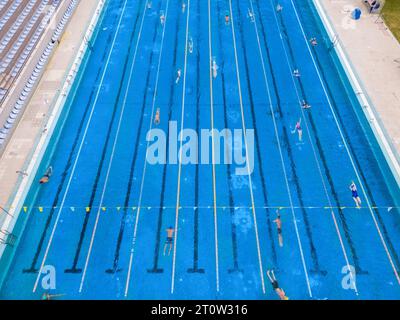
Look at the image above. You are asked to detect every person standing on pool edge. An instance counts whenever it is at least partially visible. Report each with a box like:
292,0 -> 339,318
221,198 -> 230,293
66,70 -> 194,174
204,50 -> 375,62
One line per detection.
349,181 -> 362,208
266,270 -> 289,300
163,226 -> 175,256
273,210 -> 283,247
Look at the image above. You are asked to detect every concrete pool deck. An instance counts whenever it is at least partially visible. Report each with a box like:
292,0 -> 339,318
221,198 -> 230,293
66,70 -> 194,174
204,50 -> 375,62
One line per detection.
0,0 -> 101,231
0,1 -> 399,228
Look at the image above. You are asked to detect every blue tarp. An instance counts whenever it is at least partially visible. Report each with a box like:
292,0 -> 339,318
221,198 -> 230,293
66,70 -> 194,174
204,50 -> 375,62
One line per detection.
352,7 -> 362,20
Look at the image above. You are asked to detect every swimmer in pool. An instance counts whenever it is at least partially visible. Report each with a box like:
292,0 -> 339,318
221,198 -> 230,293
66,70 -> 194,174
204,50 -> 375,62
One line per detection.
291,118 -> 303,142
188,36 -> 193,54
349,181 -> 362,208
147,1 -> 152,9
302,100 -> 311,109
163,226 -> 175,256
154,108 -> 160,125
182,1 -> 186,13
273,210 -> 283,247
247,7 -> 255,22
310,37 -> 318,46
176,68 -> 182,84
212,58 -> 218,79
225,11 -> 230,25
293,69 -> 301,77
41,293 -> 65,300
39,166 -> 53,184
267,270 -> 289,300
276,4 -> 283,12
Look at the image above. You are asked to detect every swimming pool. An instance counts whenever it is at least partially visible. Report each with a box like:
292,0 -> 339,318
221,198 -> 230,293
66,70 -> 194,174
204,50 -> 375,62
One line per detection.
1,0 -> 400,300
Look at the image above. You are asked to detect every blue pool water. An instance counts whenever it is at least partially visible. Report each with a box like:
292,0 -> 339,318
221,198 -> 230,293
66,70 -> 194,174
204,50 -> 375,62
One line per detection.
1,0 -> 400,300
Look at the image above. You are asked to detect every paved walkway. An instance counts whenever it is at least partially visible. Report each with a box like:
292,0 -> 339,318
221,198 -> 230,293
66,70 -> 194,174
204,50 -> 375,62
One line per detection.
0,0 -> 98,215
320,0 -> 400,155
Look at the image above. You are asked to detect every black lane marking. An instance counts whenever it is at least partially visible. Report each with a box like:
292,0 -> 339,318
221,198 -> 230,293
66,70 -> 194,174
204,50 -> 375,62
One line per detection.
147,1 -> 181,274
235,0 -> 278,268
273,0 -> 364,273
65,0 -> 146,274
188,0 -> 205,274
215,0 -> 242,274
298,0 -> 400,273
23,0 -> 123,274
103,0 -> 164,274
255,0 -> 326,275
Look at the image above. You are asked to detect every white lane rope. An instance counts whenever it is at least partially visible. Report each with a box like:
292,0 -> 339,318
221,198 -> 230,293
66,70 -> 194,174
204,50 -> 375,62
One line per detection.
32,0 -> 131,293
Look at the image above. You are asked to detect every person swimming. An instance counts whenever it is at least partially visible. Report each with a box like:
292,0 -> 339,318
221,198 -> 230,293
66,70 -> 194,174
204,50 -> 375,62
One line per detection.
39,166 -> 53,184
273,210 -> 283,247
163,226 -> 175,256
212,58 -> 218,79
266,270 -> 289,300
176,68 -> 182,84
41,293 -> 65,300
188,37 -> 193,54
302,100 -> 311,109
147,1 -> 152,9
310,37 -> 318,46
293,69 -> 301,77
291,118 -> 303,142
276,4 -> 283,12
349,181 -> 362,208
247,7 -> 255,22
160,11 -> 165,25
225,11 -> 230,25
154,108 -> 160,125
182,1 -> 186,13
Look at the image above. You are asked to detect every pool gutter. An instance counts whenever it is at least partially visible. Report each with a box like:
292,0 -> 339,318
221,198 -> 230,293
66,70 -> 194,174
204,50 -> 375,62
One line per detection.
311,0 -> 400,188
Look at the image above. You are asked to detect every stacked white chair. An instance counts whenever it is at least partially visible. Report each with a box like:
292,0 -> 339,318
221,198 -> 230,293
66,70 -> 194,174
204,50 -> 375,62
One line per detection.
0,0 -> 78,146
